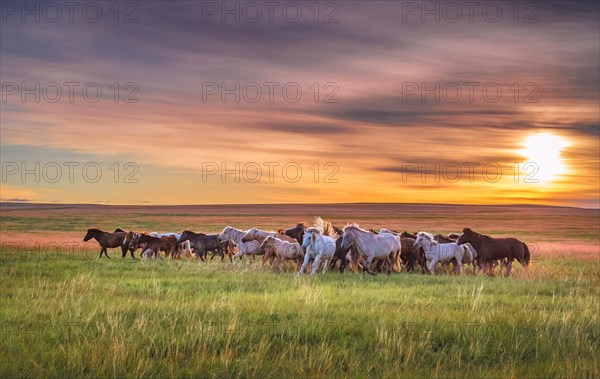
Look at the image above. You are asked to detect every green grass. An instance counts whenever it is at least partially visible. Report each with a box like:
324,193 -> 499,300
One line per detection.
1,251 -> 599,379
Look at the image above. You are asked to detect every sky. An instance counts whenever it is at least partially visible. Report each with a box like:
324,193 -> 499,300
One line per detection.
1,1 -> 599,207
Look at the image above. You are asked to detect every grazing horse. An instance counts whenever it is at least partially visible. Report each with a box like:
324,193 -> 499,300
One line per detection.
83,228 -> 133,258
259,236 -> 304,271
341,224 -> 400,275
283,222 -> 308,244
414,232 -> 470,274
128,233 -> 178,259
177,231 -> 224,260
456,228 -> 530,276
217,226 -> 260,261
298,227 -> 337,275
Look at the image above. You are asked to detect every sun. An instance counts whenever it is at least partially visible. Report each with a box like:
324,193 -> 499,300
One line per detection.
520,133 -> 570,183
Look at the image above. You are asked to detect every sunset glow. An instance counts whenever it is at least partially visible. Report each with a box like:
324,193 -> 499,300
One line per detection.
520,133 -> 570,184
0,1 -> 598,208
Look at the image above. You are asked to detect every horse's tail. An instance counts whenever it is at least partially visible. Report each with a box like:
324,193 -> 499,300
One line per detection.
314,216 -> 339,239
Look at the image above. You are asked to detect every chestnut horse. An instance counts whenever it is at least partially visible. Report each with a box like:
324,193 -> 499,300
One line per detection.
456,228 -> 530,276
128,232 -> 178,259
83,228 -> 134,259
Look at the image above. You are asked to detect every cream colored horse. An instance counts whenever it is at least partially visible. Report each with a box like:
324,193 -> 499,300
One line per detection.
341,223 -> 400,275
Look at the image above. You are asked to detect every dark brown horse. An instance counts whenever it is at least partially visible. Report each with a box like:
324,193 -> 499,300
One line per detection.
456,228 -> 530,276
83,228 -> 134,258
400,231 -> 417,239
177,231 -> 226,261
399,237 -> 427,273
433,234 -> 455,243
283,222 -> 308,244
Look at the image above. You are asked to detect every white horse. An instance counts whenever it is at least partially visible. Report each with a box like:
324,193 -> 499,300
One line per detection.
414,232 -> 470,274
217,226 -> 260,260
341,224 -> 400,275
298,227 -> 336,275
150,232 -> 193,259
259,236 -> 304,271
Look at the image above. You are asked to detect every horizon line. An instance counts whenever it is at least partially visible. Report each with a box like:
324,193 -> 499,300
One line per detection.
1,201 -> 597,211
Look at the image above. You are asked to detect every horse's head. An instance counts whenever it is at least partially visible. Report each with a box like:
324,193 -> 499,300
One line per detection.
128,232 -> 142,249
414,231 -> 433,248
241,228 -> 257,243
340,224 -> 357,252
456,228 -> 475,245
301,227 -> 319,249
400,231 -> 416,239
177,230 -> 192,245
83,228 -> 100,242
217,227 -> 232,243
260,236 -> 274,254
285,224 -> 306,243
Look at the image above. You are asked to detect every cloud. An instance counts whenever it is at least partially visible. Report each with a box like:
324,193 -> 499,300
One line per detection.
0,1 -> 598,207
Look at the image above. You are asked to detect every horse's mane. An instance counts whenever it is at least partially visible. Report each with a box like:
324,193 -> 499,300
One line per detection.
343,222 -> 369,234
417,231 -> 434,241
464,227 -> 491,239
113,228 -> 126,233
313,216 -> 339,239
86,228 -> 103,233
296,222 -> 308,228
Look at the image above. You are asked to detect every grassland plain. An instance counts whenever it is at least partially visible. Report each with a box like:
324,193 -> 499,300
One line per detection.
1,203 -> 599,378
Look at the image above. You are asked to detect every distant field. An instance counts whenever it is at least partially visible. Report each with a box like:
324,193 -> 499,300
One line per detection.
1,203 -> 599,378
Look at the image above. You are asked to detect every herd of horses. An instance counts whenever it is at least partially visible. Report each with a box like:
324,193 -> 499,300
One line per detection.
83,217 -> 531,276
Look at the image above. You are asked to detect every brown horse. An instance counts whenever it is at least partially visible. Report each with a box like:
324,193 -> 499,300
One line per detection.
400,231 -> 418,239
177,231 -> 227,261
433,234 -> 455,243
283,222 -> 308,244
456,228 -> 530,276
128,233 -> 178,259
399,237 -> 427,273
83,228 -> 134,258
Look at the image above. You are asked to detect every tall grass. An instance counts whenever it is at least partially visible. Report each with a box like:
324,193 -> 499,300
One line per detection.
1,251 -> 598,378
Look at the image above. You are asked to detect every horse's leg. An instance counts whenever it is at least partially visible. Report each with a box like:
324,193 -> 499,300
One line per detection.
298,253 -> 310,275
311,254 -> 322,275
321,258 -> 331,274
386,256 -> 393,275
364,257 -> 375,275
104,248 -> 111,258
505,258 -> 514,277
427,259 -> 437,274
121,245 -> 127,258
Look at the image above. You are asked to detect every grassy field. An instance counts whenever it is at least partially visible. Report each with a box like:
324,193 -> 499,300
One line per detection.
1,203 -> 599,378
